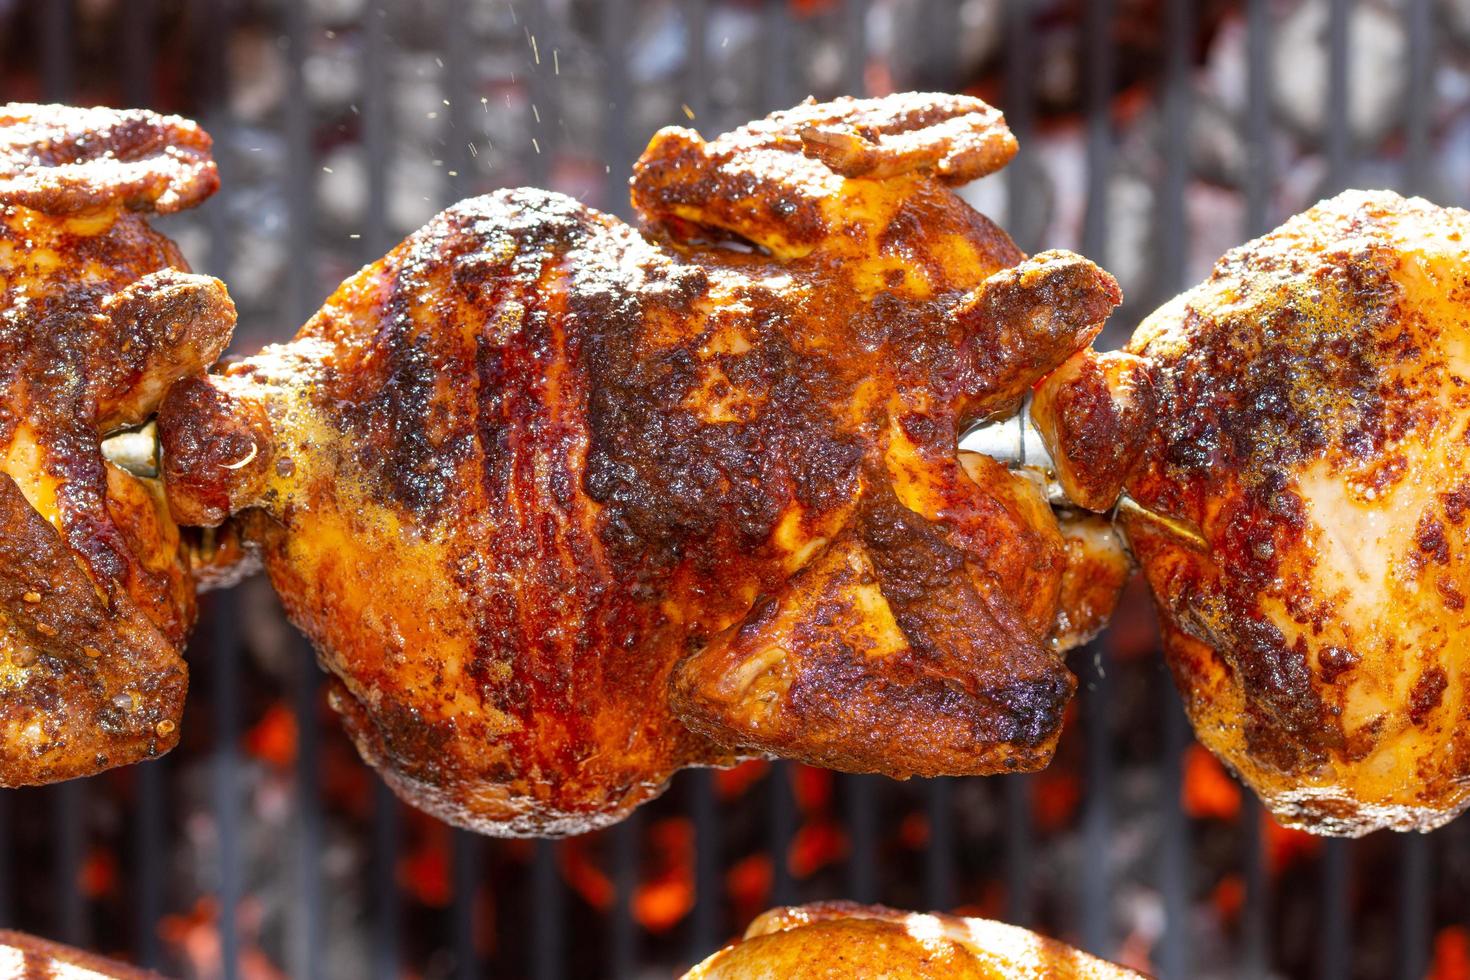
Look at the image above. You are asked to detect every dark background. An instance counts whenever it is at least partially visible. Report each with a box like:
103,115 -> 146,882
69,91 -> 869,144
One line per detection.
1,0 -> 1469,977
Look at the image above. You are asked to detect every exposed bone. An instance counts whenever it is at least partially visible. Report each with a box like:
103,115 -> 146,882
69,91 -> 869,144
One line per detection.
100,421 -> 160,479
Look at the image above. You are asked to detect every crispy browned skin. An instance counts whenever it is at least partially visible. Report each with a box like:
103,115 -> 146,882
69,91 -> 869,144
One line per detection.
0,104 -> 217,215
159,94 -> 1119,835
0,929 -> 164,979
1042,190 -> 1470,835
682,902 -> 1145,979
1031,348 -> 1152,512
0,105 -> 232,785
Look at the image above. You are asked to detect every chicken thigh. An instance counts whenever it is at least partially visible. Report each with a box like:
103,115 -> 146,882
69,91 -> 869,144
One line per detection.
159,95 -> 1121,835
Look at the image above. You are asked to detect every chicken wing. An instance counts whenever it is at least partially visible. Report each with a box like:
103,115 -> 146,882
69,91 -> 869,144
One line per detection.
158,94 -> 1120,835
0,105 -> 232,785
1036,190 -> 1470,835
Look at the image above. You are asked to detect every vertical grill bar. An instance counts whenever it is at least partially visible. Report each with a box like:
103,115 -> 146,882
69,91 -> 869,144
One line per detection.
1240,800 -> 1268,978
1325,0 -> 1352,193
761,0 -> 795,114
923,779 -> 954,911
685,0 -> 709,124
918,0 -> 959,90
1078,649 -> 1113,956
1157,0 -> 1196,958
1244,0 -> 1273,238
1157,0 -> 1197,941
532,840 -> 564,980
369,783 -> 401,980
1240,3 -> 1273,975
1079,0 -> 1113,259
1404,0 -> 1434,196
290,641 -> 325,980
362,5 -> 401,978
1158,0 -> 1192,296
1002,776 -> 1032,926
1319,838 -> 1351,979
283,4 -> 324,977
1396,834 -> 1431,980
56,781 -> 86,946
0,792 -> 8,926
844,0 -> 868,96
444,0 -> 472,200
1000,2 -> 1039,928
1077,0 -> 1116,954
208,596 -> 243,980
689,770 -> 722,963
601,0 -> 632,219
197,2 -> 241,972
610,814 -> 640,979
770,765 -> 798,907
1157,698 -> 1191,979
121,0 -> 154,108
1001,0 -> 1033,260
123,8 -> 166,966
523,0 -> 554,187
451,832 -> 481,978
41,0 -> 73,102
845,775 -> 878,904
134,762 -> 165,969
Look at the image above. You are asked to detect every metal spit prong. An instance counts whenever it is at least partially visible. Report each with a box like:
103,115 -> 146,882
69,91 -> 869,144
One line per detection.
963,399 -> 1208,550
959,397 -> 1068,507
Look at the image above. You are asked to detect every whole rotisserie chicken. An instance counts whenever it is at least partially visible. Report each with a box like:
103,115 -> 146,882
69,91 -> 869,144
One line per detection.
157,94 -> 1123,835
1035,190 -> 1470,835
0,105 -> 233,785
681,902 -> 1142,979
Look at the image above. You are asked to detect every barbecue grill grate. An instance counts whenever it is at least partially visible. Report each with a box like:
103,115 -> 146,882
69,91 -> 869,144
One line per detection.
0,1 -> 1466,977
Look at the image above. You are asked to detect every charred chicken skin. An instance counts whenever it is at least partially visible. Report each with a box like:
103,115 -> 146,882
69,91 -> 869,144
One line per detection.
158,94 -> 1122,835
1036,190 -> 1470,835
0,105 -> 232,786
682,902 -> 1142,979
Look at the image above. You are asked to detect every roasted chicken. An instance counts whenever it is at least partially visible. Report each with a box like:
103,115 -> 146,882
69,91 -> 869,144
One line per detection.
0,105 -> 232,786
682,902 -> 1142,979
1036,190 -> 1470,835
156,94 -> 1122,835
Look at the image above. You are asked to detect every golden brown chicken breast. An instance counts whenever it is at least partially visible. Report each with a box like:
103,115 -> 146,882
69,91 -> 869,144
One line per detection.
0,105 -> 232,786
158,94 -> 1121,835
682,902 -> 1144,979
1037,190 -> 1470,835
